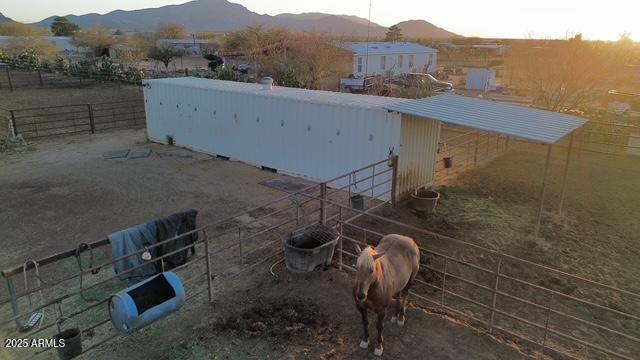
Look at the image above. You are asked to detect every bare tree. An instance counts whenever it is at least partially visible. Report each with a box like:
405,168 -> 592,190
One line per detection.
506,36 -> 624,111
73,27 -> 117,58
6,37 -> 58,58
0,23 -> 49,36
285,33 -> 351,89
156,22 -> 188,39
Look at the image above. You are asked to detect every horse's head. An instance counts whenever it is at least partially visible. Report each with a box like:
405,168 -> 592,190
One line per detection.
354,245 -> 385,306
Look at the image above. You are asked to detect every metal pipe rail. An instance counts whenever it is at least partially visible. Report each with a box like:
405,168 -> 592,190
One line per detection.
329,203 -> 639,360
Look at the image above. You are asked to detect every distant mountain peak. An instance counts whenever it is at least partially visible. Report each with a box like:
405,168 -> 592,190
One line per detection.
395,19 -> 458,39
28,0 -> 456,39
0,12 -> 15,23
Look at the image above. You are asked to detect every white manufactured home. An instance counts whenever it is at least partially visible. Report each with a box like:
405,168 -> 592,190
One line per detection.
143,78 -> 442,200
340,42 -> 438,78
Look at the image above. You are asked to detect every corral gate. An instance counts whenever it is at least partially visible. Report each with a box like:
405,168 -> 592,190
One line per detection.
0,158 -> 638,359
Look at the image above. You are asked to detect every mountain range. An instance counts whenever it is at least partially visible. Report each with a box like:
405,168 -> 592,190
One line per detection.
30,0 -> 457,39
0,12 -> 15,23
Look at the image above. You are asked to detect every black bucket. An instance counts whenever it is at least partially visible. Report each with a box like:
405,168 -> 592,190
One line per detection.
55,328 -> 82,360
351,195 -> 364,210
443,157 -> 453,168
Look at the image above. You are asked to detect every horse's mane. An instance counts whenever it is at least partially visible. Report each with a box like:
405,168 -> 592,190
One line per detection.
356,247 -> 375,272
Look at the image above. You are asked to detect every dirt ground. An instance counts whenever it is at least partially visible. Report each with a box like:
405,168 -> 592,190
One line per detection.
424,146 -> 640,294
86,269 -> 528,360
0,128 -> 286,277
0,83 -> 142,110
0,128 -> 534,360
358,145 -> 640,359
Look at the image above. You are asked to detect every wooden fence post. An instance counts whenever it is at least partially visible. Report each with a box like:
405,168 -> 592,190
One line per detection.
6,67 -> 14,92
38,70 -> 43,86
87,104 -> 95,134
9,110 -> 17,137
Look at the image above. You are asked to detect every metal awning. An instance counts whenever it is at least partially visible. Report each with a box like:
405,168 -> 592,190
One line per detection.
386,94 -> 589,238
385,94 -> 587,144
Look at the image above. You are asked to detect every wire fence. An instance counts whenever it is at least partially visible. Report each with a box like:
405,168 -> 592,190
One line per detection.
0,64 -> 143,92
0,157 -> 638,359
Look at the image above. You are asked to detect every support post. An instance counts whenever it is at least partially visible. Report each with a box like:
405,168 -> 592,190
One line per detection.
487,259 -> 502,333
440,258 -> 448,308
557,133 -> 574,214
473,133 -> 480,167
238,227 -> 243,265
9,110 -> 17,138
541,292 -> 554,353
203,230 -> 214,303
534,144 -> 553,238
338,207 -> 343,271
320,183 -> 327,225
37,70 -> 43,86
6,277 -> 21,330
6,67 -> 13,92
88,104 -> 95,134
390,155 -> 398,206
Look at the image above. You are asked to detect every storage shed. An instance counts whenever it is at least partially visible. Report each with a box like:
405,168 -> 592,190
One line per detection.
143,78 -> 442,200
466,68 -> 497,91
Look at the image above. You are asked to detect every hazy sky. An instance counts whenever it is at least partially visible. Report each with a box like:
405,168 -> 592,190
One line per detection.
1,0 -> 637,40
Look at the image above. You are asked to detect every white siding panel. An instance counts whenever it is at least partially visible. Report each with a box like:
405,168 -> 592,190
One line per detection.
144,81 -> 403,200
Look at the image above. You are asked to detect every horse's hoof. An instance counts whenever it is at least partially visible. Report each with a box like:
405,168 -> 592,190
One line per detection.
374,347 -> 384,356
359,340 -> 369,349
390,316 -> 397,323
397,319 -> 405,327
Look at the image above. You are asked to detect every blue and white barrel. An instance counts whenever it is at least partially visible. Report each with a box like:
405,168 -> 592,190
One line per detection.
109,272 -> 185,335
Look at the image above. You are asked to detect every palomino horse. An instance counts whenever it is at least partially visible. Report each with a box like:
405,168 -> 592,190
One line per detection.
353,234 -> 420,356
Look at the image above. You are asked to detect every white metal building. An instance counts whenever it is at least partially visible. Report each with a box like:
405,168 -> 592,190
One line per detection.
143,78 -> 442,200
340,42 -> 438,78
466,68 -> 497,91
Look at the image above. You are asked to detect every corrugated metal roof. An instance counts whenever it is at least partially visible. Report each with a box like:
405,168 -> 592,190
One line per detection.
146,77 -> 411,110
385,94 -> 587,144
340,42 -> 437,56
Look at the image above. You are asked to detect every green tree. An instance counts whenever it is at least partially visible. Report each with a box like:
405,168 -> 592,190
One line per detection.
385,25 -> 403,42
51,17 -> 80,36
148,45 -> 184,69
203,53 -> 224,70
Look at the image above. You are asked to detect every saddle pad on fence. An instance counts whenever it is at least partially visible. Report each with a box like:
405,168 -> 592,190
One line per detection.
103,149 -> 130,160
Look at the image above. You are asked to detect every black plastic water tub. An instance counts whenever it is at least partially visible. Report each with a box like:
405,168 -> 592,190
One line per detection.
283,225 -> 339,272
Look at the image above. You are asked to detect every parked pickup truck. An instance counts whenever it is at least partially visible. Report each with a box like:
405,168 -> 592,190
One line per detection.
390,73 -> 454,93
339,77 -> 377,92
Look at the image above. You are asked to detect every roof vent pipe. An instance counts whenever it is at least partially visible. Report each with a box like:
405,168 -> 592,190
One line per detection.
260,77 -> 273,90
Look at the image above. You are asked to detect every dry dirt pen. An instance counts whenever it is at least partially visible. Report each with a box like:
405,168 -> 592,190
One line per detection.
0,154 -> 638,359
0,83 -> 145,140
